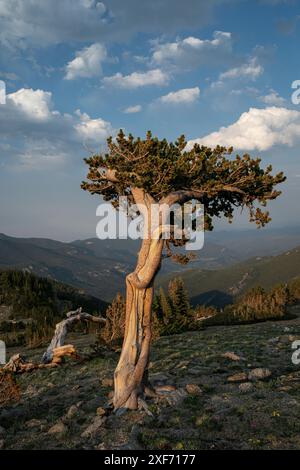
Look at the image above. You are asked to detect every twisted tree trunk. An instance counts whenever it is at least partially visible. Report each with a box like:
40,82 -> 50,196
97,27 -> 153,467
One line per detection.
113,188 -> 167,411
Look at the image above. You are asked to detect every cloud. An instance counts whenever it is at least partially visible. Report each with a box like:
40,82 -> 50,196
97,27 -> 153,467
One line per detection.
103,69 -> 169,88
0,0 -> 226,49
259,89 -> 286,106
7,88 -> 53,120
65,43 -> 107,80
187,107 -> 300,152
123,105 -> 142,114
151,31 -> 234,70
219,57 -> 263,81
74,109 -> 114,143
158,87 -> 200,104
0,87 -> 114,168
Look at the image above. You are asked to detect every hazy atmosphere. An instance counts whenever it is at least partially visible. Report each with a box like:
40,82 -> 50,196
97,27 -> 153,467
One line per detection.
0,0 -> 300,240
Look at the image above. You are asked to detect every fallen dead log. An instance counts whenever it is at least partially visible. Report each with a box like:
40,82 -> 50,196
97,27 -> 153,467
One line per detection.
3,353 -> 58,373
1,308 -> 106,375
42,307 -> 106,364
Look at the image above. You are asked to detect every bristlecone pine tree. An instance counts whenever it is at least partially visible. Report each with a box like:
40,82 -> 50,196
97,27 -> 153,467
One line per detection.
82,130 -> 286,411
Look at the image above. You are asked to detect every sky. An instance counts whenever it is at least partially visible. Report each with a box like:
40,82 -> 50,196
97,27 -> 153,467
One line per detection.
0,0 -> 300,241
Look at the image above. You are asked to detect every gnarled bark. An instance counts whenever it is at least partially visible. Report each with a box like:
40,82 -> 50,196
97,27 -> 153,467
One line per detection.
113,188 -> 166,411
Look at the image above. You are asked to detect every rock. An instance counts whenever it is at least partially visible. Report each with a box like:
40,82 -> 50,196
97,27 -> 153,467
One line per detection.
155,384 -> 176,393
222,352 -> 241,361
165,388 -> 187,406
248,368 -> 271,381
72,384 -> 81,391
81,416 -> 107,438
108,391 -> 114,399
96,407 -> 106,416
176,360 -> 189,369
227,372 -> 247,383
101,378 -> 113,387
0,439 -> 4,450
48,421 -> 67,436
0,425 -> 5,437
278,386 -> 292,392
66,405 -> 79,419
25,419 -> 46,429
239,382 -> 253,393
185,383 -> 202,396
95,442 -> 106,450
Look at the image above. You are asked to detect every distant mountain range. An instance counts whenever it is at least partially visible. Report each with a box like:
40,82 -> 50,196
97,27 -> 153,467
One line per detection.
159,244 -> 300,308
0,226 -> 299,302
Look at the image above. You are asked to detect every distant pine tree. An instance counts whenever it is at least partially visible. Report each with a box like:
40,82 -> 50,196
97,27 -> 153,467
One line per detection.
168,277 -> 190,322
100,293 -> 125,348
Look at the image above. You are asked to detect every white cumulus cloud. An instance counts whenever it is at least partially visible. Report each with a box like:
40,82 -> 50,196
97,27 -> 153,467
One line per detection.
159,87 -> 200,104
103,69 -> 169,88
65,43 -> 107,80
187,107 -> 300,152
0,87 -> 114,168
74,109 -> 114,142
123,105 -> 142,114
7,88 -> 53,120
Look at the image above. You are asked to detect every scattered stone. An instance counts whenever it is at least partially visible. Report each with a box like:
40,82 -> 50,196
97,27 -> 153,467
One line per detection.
47,382 -> 55,388
176,360 -> 189,369
25,384 -> 38,396
25,419 -> 46,429
101,378 -> 113,387
239,382 -> 253,393
165,388 -> 187,406
0,439 -> 4,450
185,383 -> 203,396
48,421 -> 67,436
81,416 -> 107,438
66,405 -> 79,419
222,352 -> 241,361
155,384 -> 176,393
227,372 -> 248,382
95,442 -> 106,450
248,368 -> 271,381
96,407 -> 106,416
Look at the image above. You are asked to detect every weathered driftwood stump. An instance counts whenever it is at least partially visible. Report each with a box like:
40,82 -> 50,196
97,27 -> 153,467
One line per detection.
42,307 -> 106,364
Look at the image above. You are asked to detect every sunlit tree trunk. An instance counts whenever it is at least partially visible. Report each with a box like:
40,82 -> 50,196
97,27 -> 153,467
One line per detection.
113,189 -> 165,411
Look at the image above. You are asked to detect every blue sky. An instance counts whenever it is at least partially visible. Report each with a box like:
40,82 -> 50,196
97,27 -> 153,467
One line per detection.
0,0 -> 300,241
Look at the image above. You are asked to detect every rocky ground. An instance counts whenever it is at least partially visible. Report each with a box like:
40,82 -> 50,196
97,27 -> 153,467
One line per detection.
1,306 -> 300,450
